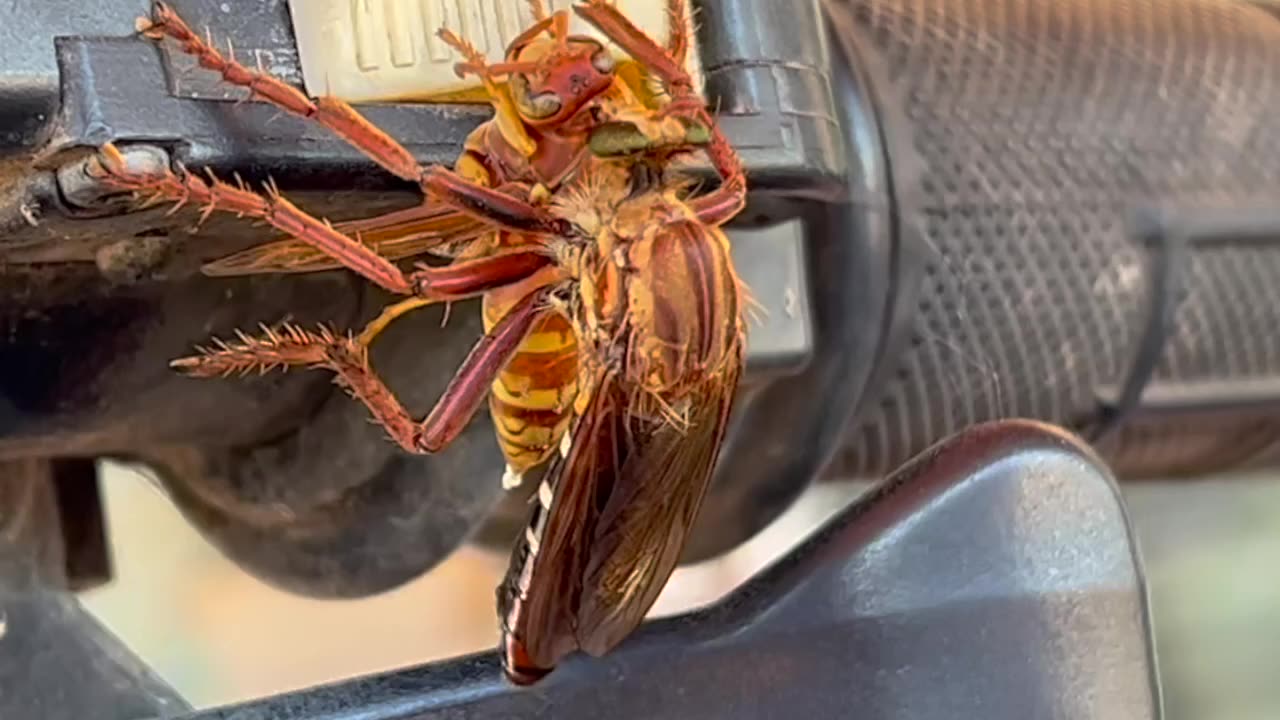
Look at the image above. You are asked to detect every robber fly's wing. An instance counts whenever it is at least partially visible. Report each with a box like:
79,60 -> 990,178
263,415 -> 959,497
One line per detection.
500,339 -> 742,673
498,369 -> 628,673
201,203 -> 491,277
573,345 -> 743,655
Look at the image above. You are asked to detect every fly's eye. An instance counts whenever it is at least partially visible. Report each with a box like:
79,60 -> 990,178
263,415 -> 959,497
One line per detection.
511,73 -> 564,120
591,48 -> 615,74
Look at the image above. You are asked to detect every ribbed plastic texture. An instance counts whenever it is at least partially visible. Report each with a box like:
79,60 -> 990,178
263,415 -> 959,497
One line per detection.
832,0 -> 1280,477
286,0 -> 702,102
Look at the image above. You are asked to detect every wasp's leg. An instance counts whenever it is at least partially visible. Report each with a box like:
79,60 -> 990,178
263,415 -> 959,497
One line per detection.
91,144 -> 414,294
665,0 -> 690,66
93,145 -> 563,293
176,287 -> 556,454
174,251 -> 554,374
359,252 -> 559,346
575,0 -> 694,96
347,285 -> 556,453
420,166 -> 572,237
141,2 -> 422,182
688,127 -> 747,227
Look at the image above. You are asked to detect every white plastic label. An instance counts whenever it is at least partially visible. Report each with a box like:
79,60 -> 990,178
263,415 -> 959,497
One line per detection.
286,0 -> 702,103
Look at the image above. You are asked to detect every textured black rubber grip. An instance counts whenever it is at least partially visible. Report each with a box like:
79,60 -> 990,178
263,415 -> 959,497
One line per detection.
825,0 -> 1280,479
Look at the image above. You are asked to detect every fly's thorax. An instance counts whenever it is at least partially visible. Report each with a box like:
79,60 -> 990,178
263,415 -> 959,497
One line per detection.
570,234 -> 626,358
619,211 -> 740,396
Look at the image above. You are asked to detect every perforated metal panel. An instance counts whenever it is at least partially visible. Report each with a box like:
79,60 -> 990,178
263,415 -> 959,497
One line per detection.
827,0 -> 1280,477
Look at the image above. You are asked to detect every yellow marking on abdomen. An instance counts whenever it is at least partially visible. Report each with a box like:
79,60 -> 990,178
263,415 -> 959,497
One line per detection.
492,376 -> 564,411
483,292 -> 580,475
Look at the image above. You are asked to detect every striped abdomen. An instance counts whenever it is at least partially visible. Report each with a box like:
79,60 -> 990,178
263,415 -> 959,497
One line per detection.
481,269 -> 578,486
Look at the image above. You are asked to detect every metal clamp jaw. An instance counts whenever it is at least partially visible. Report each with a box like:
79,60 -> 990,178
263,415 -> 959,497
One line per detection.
0,420 -> 1163,719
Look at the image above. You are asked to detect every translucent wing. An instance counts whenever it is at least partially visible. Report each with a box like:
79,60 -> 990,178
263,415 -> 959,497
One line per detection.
498,368 -> 625,679
200,203 -> 491,277
499,340 -> 743,678
574,345 -> 742,654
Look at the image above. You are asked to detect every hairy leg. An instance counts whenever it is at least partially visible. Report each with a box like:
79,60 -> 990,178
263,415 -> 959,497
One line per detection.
143,2 -> 422,182
174,287 -> 558,454
142,2 -> 578,228
92,145 -> 566,294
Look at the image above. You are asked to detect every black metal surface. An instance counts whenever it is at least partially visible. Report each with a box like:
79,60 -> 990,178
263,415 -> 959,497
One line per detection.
0,459 -> 191,720
0,0 -> 152,157
49,457 -> 113,592
0,588 -> 192,720
162,420 -> 1161,720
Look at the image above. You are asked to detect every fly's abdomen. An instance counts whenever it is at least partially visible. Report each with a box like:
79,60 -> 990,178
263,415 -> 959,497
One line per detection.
483,280 -> 578,486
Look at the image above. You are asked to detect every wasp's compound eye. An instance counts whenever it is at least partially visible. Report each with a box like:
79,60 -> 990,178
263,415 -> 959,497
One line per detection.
592,48 -> 616,74
511,74 -> 564,120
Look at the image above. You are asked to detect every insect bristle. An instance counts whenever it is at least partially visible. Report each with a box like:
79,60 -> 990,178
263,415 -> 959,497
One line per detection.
170,322 -> 337,377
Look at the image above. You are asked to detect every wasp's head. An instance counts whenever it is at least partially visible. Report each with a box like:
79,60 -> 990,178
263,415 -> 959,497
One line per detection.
502,31 -> 617,128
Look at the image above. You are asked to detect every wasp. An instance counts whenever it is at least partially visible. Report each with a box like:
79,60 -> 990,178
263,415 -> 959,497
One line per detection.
145,0 -> 711,491
92,0 -> 748,683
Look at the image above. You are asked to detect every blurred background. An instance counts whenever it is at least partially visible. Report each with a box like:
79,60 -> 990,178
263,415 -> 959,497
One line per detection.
81,461 -> 1280,719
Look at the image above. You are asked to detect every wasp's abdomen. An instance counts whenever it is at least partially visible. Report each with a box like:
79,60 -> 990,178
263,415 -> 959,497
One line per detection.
483,278 -> 578,478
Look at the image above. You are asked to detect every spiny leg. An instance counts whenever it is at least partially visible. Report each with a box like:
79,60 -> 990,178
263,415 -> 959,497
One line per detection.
142,2 -> 422,183
575,0 -> 693,97
175,247 -> 554,378
145,0 -> 574,209
91,143 -> 413,294
688,128 -> 747,226
665,0 -> 690,67
144,5 -> 575,229
92,145 -> 567,292
354,286 -> 557,453
177,286 -> 557,454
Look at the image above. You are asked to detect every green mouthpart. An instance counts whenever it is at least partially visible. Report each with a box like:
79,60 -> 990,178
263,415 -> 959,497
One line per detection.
588,120 -> 714,158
